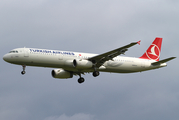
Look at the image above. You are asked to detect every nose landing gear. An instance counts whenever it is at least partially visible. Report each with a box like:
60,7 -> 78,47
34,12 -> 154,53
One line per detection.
21,65 -> 26,75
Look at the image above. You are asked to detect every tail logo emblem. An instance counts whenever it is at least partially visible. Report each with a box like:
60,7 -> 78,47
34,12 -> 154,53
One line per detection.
146,44 -> 160,60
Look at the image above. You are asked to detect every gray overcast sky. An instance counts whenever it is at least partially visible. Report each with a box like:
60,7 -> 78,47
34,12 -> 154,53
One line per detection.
0,0 -> 179,120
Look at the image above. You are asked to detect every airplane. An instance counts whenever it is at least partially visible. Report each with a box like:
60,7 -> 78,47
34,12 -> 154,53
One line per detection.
3,37 -> 176,84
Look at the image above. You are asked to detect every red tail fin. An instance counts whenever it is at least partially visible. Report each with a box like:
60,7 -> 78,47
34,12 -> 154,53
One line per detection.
140,37 -> 162,61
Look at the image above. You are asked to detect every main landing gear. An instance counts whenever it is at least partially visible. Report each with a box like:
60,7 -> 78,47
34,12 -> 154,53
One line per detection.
93,66 -> 100,77
77,71 -> 100,84
78,77 -> 85,84
21,65 -> 26,75
78,73 -> 85,84
93,71 -> 100,77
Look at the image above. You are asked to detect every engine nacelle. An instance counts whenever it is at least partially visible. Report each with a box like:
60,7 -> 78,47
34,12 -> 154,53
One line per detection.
51,69 -> 73,79
73,59 -> 93,69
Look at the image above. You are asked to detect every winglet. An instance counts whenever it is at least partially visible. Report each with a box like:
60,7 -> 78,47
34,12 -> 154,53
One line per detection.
137,40 -> 141,45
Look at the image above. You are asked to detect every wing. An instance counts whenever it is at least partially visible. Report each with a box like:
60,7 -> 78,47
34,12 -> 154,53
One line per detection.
88,41 -> 140,68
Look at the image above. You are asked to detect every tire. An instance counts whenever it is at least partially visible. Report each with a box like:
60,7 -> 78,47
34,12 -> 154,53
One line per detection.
93,71 -> 99,77
78,77 -> 85,83
21,71 -> 26,75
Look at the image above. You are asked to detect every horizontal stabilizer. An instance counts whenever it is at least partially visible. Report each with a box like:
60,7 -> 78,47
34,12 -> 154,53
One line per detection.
151,57 -> 176,65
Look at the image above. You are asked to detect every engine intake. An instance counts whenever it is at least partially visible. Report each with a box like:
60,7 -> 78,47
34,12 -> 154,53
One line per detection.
51,69 -> 73,79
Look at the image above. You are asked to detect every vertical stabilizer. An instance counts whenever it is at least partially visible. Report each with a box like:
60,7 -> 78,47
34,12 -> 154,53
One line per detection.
140,37 -> 162,61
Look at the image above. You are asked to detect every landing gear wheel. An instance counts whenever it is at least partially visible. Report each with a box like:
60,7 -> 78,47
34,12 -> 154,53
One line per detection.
93,71 -> 100,77
78,77 -> 85,84
21,71 -> 26,75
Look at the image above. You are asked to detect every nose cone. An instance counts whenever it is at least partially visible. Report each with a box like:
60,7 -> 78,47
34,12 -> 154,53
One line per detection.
3,54 -> 10,62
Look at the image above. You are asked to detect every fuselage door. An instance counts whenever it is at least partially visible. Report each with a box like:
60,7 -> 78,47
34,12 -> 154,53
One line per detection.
24,48 -> 29,57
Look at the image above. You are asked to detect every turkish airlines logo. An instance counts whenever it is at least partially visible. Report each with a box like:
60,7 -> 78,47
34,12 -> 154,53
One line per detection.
146,44 -> 160,60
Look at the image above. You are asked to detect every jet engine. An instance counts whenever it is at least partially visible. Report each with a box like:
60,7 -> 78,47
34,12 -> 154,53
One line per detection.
73,59 -> 93,69
51,69 -> 73,79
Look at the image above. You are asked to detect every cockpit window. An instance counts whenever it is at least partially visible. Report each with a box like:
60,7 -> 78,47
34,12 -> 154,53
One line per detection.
9,51 -> 18,53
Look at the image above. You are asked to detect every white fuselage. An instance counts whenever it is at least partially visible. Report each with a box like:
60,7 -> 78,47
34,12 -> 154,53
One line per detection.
3,48 -> 167,73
